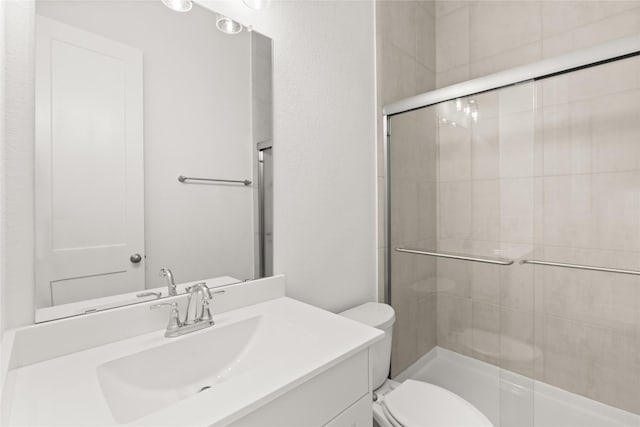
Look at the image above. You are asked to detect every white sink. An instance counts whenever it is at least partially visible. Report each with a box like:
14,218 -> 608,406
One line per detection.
97,315 -> 308,423
5,294 -> 383,427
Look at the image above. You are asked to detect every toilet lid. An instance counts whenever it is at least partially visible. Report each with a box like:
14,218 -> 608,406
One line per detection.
382,380 -> 494,427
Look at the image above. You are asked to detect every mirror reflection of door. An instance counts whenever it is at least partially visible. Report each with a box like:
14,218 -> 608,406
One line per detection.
258,144 -> 273,278
35,16 -> 145,306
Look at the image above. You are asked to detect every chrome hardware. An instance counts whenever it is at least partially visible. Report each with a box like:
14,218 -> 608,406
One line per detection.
178,175 -> 251,186
151,302 -> 182,337
159,267 -> 177,296
130,253 -> 142,263
151,283 -> 215,338
136,291 -> 162,299
520,259 -> 640,276
395,248 -> 514,266
184,282 -> 213,325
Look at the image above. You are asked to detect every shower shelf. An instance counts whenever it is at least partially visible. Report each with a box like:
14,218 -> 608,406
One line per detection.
395,248 -> 514,266
519,259 -> 640,276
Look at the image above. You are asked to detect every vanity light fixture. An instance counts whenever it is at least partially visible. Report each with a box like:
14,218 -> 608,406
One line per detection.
161,0 -> 192,12
242,0 -> 270,10
216,14 -> 243,34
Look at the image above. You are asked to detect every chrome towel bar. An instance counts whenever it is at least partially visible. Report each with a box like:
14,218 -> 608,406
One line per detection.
178,175 -> 251,186
395,248 -> 514,265
519,259 -> 640,276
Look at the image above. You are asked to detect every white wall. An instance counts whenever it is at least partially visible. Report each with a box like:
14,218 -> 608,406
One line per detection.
2,0 -> 377,328
200,0 -> 378,313
2,1 -> 35,329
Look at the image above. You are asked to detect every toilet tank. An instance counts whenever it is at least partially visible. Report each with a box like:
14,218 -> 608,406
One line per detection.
340,302 -> 395,390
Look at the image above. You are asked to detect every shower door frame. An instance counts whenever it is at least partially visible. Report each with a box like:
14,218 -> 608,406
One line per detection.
382,34 -> 640,305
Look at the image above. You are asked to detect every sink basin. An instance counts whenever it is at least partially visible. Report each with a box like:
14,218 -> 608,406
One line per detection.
97,315 -> 297,423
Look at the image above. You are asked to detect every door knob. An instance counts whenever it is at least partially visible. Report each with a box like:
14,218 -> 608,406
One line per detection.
130,253 -> 143,263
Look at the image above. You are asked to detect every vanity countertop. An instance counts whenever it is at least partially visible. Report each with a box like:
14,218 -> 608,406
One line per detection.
3,297 -> 383,426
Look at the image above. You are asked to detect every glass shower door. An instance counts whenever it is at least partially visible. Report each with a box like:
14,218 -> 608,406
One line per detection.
388,80 -> 537,427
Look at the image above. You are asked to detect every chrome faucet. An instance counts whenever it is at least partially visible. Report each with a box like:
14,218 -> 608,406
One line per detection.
151,282 -> 215,338
159,267 -> 177,296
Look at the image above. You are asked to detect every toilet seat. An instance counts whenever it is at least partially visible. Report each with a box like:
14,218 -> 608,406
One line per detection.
381,380 -> 493,427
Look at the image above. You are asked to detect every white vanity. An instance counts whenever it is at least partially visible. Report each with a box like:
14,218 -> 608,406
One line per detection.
1,276 -> 382,426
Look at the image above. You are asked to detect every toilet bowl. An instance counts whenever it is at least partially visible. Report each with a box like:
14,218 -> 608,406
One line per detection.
340,303 -> 493,427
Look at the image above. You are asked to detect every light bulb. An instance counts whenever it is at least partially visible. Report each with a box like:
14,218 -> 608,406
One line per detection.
162,0 -> 192,12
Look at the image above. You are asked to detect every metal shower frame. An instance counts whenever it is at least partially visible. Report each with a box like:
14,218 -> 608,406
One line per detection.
382,34 -> 640,305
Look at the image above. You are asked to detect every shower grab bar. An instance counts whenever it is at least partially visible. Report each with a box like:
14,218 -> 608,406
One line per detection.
395,248 -> 514,265
519,259 -> 640,276
178,175 -> 252,186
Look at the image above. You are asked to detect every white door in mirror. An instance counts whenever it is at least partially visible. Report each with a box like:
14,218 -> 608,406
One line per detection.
35,16 -> 145,306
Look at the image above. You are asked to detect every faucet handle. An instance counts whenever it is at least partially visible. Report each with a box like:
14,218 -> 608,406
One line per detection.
150,302 -> 182,334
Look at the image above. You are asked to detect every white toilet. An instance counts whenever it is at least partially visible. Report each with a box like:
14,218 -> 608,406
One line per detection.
340,302 -> 493,427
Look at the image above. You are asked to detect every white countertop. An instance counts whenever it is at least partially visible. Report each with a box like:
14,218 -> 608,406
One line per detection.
4,297 -> 382,426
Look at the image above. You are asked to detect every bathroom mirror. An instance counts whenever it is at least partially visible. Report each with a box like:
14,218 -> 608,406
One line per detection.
33,0 -> 273,322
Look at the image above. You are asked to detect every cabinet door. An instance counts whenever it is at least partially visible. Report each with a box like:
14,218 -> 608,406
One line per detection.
35,16 -> 144,306
324,395 -> 372,427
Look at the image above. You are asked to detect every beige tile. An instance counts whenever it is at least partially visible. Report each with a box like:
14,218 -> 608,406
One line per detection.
570,6 -> 640,52
391,279 -> 420,375
436,64 -> 470,88
499,110 -> 535,179
539,314 -> 640,414
539,175 -> 592,248
435,0 -> 467,19
437,257 -> 471,297
590,91 -> 640,174
416,63 -> 436,94
381,40 -> 417,104
471,115 -> 499,180
415,4 -> 436,70
469,1 -> 541,62
419,0 -> 436,18
541,103 -> 591,176
377,0 -> 417,57
500,257 -> 534,312
568,56 -> 640,104
470,41 -> 541,80
591,172 -> 640,252
439,181 -> 471,239
417,292 -> 438,356
500,178 -> 534,244
541,32 -> 574,58
390,178 -> 419,246
499,82 -> 535,116
418,181 -> 437,240
471,301 -> 500,365
534,246 -> 639,332
471,179 -> 500,242
500,307 -> 535,378
436,5 -> 469,72
437,292 -> 472,356
438,120 -> 471,181
539,72 -> 569,107
542,1 -> 640,37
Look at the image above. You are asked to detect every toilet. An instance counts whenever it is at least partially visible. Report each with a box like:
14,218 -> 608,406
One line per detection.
340,302 -> 493,427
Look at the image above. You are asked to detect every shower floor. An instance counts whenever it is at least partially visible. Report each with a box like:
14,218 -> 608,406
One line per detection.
393,347 -> 640,427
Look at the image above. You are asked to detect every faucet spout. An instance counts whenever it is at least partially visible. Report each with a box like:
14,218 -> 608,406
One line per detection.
159,267 -> 177,296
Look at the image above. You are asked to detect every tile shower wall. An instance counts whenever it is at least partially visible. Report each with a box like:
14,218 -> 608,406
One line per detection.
435,0 -> 640,87
434,57 -> 640,415
375,0 -> 437,376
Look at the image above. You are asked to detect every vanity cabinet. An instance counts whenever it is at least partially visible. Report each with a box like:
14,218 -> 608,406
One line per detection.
229,349 -> 372,427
